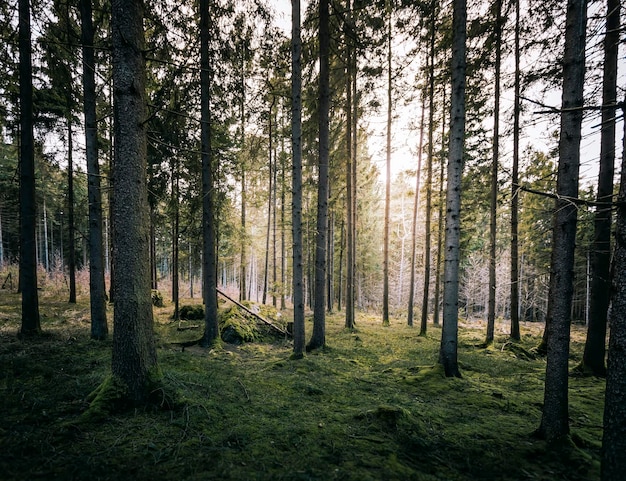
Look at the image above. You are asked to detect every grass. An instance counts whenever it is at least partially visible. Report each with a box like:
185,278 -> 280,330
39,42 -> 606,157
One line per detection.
0,292 -> 604,480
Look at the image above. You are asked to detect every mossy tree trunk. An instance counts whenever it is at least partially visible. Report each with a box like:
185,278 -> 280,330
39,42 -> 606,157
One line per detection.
110,0 -> 159,403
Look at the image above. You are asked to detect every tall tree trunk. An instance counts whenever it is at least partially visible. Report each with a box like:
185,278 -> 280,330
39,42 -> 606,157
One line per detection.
408,95 -> 425,327
433,84 -> 447,327
382,0 -> 392,327
110,0 -> 159,403
583,0 -> 620,376
308,0 -> 330,351
18,0 -> 40,336
344,20 -> 355,329
601,100 -> 626,481
200,0 -> 219,346
272,115 -> 278,308
538,0 -> 587,442
171,164 -> 180,322
439,0 -> 466,378
67,117 -> 77,303
281,131 -> 287,311
486,0 -> 502,345
291,0 -> 305,358
263,96 -> 274,305
421,0 -> 436,335
510,0 -> 521,341
239,55 -> 247,303
80,0 -> 108,340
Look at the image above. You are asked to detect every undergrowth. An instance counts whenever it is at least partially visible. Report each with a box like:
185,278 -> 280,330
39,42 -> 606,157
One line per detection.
0,292 -> 603,480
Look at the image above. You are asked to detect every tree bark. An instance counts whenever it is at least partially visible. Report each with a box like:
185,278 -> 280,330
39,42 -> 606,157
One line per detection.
582,0 -> 619,376
509,0 -> 521,341
421,0 -> 436,335
200,0 -> 219,346
382,0 -> 392,327
110,0 -> 159,403
18,0 -> 40,336
408,95 -> 425,327
80,0 -> 108,340
602,100 -> 626,481
538,0 -> 587,442
308,0 -> 330,351
486,0 -> 502,345
439,0 -> 466,378
291,0 -> 305,358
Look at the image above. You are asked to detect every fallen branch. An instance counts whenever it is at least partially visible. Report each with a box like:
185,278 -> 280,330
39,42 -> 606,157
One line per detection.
217,288 -> 291,338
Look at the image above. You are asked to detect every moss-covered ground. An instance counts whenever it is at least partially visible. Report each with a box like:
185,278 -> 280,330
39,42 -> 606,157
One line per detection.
0,293 -> 603,480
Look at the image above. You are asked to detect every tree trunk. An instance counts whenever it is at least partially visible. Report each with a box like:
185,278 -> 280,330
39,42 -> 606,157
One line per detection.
291,0 -> 305,358
110,0 -> 159,403
583,0 -> 619,376
486,0 -> 502,345
538,0 -> 587,442
308,0 -> 330,351
433,84 -> 447,327
67,117 -> 77,304
408,95 -> 425,327
200,0 -> 219,346
510,0 -> 521,341
171,163 -> 180,322
421,0 -> 436,335
382,0 -> 392,327
439,0 -> 466,378
263,96 -> 274,306
601,100 -> 626,481
18,0 -> 40,336
80,0 -> 108,340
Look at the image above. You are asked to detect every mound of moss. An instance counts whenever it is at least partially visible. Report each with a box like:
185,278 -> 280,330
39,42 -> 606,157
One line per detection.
179,304 -> 204,320
219,306 -> 259,344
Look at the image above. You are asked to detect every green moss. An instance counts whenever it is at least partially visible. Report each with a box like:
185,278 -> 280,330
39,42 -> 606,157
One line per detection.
80,374 -> 129,423
179,304 -> 204,320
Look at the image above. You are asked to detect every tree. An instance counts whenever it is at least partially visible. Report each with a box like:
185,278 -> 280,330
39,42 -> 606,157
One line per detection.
582,0 -> 620,377
407,95 -> 425,327
421,0 -> 437,335
291,0 -> 305,358
307,0 -> 330,352
485,0 -> 503,346
110,0 -> 159,403
382,0 -> 392,327
537,0 -> 587,442
601,99 -> 626,481
200,0 -> 219,347
509,0 -> 521,341
18,0 -> 41,337
439,0 -> 466,378
80,0 -> 108,340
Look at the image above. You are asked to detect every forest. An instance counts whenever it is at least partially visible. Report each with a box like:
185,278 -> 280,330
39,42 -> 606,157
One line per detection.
0,0 -> 624,479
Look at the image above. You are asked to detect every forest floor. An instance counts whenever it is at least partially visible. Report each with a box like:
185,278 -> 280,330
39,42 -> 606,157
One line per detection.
0,291 -> 604,481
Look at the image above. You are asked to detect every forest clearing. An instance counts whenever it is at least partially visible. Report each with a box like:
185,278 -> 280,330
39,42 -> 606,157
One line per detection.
0,291 -> 603,481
